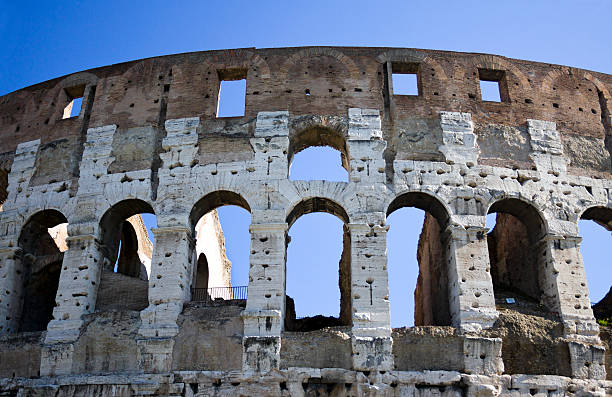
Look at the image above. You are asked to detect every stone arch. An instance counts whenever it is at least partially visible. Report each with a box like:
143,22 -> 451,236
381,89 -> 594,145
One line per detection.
286,196 -> 350,230
454,54 -> 531,93
96,199 -> 154,311
387,190 -> 452,228
279,47 -> 361,82
578,205 -> 612,321
189,190 -> 251,301
486,197 -> 548,304
16,209 -> 68,333
289,118 -> 349,171
580,205 -> 612,230
376,49 -> 449,81
486,196 -> 547,240
59,71 -> 99,90
189,190 -> 251,235
284,196 -> 352,330
542,68 -> 611,99
386,191 -> 453,326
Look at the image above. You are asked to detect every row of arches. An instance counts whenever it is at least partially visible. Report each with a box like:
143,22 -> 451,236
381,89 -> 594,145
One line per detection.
11,188 -> 612,334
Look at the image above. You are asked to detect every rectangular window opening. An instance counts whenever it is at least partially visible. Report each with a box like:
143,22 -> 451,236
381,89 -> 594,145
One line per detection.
217,69 -> 247,118
391,62 -> 420,96
478,69 -> 507,103
62,85 -> 85,119
479,80 -> 502,102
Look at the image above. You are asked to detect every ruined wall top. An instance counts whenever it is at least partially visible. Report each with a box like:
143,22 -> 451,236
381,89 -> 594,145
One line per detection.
0,46 -> 611,181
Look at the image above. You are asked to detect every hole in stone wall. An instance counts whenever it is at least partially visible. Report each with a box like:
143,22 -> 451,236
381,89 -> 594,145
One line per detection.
391,62 -> 420,96
62,85 -> 85,119
216,69 -> 247,118
97,200 -> 156,312
289,146 -> 348,182
487,199 -> 547,311
480,80 -> 502,102
190,191 -> 251,304
392,73 -> 418,96
387,193 -> 452,327
288,124 -> 349,182
285,198 -> 351,331
15,210 -> 68,333
579,207 -> 612,324
478,69 -> 508,103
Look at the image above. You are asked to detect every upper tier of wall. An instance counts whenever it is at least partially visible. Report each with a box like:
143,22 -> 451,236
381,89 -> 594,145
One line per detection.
1,46 -> 611,181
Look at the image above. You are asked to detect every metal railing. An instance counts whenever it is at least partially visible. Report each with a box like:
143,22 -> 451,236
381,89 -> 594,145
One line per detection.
191,285 -> 248,303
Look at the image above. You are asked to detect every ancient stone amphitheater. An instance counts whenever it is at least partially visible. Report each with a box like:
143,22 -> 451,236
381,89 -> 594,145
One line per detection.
0,46 -> 611,396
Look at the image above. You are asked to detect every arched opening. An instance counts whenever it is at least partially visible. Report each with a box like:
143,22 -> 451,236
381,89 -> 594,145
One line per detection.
580,207 -> 612,324
284,197 -> 351,332
486,198 -> 547,309
96,199 -> 155,311
17,209 -> 68,333
289,126 -> 349,182
386,192 -> 452,328
189,191 -> 251,304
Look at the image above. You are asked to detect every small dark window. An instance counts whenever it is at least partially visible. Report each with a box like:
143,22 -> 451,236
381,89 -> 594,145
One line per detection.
62,85 -> 85,119
217,69 -> 247,118
478,69 -> 508,103
391,62 -> 420,96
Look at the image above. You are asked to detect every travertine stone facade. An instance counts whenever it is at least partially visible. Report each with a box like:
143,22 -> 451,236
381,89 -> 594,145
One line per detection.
0,46 -> 611,395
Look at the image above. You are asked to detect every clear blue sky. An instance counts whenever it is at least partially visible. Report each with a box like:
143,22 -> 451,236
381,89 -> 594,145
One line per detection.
2,1 -> 611,327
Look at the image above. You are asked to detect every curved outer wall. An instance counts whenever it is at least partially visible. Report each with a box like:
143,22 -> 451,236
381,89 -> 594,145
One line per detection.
0,47 -> 611,395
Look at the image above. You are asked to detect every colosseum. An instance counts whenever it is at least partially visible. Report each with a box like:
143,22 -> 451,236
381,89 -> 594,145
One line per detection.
0,46 -> 611,396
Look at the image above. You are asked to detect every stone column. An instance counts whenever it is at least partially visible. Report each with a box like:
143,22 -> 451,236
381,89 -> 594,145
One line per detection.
540,234 -> 606,379
41,223 -> 104,376
135,116 -> 199,373
0,139 -> 41,336
241,111 -> 290,373
348,222 -> 393,371
446,224 -> 498,332
138,225 -> 194,373
0,245 -> 23,335
445,224 -> 503,375
242,222 -> 287,373
345,108 -> 393,370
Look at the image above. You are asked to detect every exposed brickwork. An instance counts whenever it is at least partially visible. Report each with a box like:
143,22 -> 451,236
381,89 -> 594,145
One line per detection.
0,47 -> 611,395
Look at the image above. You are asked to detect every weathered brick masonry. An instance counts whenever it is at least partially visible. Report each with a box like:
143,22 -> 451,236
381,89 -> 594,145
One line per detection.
0,46 -> 611,395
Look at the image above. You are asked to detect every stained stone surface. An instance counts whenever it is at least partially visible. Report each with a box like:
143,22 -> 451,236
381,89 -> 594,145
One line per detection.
0,46 -> 611,395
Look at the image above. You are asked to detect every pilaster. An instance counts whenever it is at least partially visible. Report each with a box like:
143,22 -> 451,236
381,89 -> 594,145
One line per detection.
242,222 -> 287,373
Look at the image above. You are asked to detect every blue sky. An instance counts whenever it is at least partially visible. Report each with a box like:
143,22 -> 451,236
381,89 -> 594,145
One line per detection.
2,1 -> 611,327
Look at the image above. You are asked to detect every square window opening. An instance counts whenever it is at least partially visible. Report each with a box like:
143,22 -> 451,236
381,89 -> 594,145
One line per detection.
479,80 -> 502,102
478,69 -> 508,103
392,73 -> 419,96
391,62 -> 420,96
217,69 -> 247,118
62,85 -> 85,119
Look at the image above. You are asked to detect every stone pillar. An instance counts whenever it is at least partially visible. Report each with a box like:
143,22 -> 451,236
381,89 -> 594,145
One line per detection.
446,224 -> 498,332
445,224 -> 503,375
345,108 -> 392,370
0,245 -> 23,335
540,234 -> 606,379
0,139 -> 41,336
241,111 -> 290,373
348,222 -> 393,371
138,225 -> 194,373
41,223 -> 104,376
242,222 -> 287,373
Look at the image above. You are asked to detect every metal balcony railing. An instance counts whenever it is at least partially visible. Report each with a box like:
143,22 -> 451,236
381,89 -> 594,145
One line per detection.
191,285 -> 248,303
